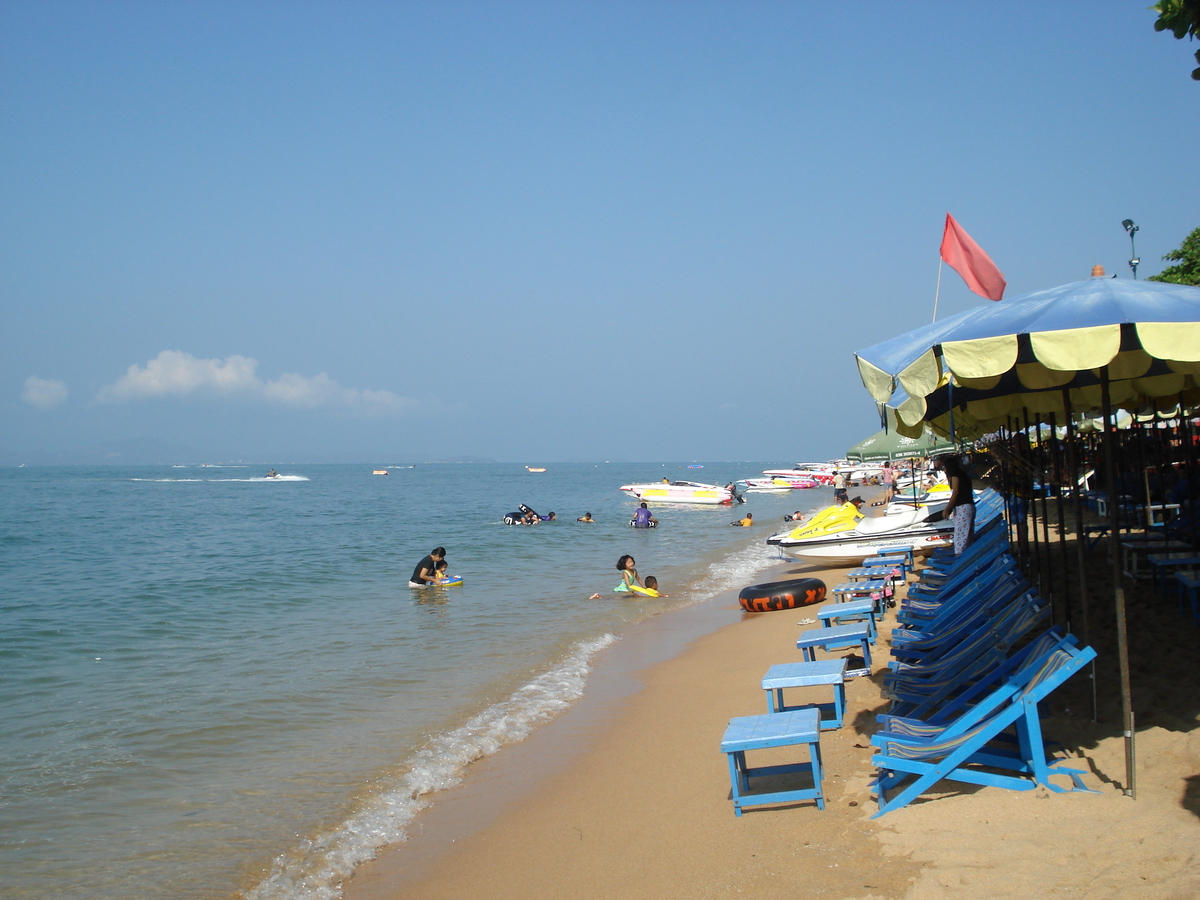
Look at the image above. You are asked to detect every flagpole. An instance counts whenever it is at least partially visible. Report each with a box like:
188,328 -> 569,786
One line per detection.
932,258 -> 944,323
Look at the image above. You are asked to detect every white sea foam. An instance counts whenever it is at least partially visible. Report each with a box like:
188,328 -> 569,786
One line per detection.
683,541 -> 784,600
212,475 -> 311,482
242,633 -> 617,900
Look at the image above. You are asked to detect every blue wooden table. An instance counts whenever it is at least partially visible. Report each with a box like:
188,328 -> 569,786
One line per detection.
761,659 -> 848,728
796,622 -> 872,673
1147,553 -> 1200,595
816,597 -> 879,640
1175,570 -> 1200,627
720,707 -> 824,815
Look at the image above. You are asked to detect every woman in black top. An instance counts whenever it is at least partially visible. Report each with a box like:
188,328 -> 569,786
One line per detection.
410,547 -> 446,587
941,456 -> 975,555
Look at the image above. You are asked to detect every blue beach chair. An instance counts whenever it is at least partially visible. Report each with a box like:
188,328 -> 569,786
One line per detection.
870,637 -> 1096,817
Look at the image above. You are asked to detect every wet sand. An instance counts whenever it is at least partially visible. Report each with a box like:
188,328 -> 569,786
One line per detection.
344,519 -> 1200,900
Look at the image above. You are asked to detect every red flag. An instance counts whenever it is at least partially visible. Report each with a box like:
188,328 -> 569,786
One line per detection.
940,214 -> 1006,301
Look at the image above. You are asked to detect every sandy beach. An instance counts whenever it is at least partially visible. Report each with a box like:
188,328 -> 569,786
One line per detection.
344,518 -> 1200,900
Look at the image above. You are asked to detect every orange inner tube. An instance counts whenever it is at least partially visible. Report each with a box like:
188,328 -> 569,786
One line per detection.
738,578 -> 826,613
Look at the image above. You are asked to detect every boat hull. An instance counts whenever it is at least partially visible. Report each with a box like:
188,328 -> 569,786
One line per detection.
774,529 -> 953,566
619,482 -> 733,505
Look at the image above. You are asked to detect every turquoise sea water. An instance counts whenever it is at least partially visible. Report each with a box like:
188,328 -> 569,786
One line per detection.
0,463 -> 832,900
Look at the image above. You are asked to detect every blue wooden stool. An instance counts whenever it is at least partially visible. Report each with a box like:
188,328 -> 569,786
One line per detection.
867,553 -> 910,581
878,545 -> 916,568
796,622 -> 872,674
721,707 -> 824,815
761,659 -> 848,728
830,577 -> 891,603
816,597 -> 878,640
1175,570 -> 1200,627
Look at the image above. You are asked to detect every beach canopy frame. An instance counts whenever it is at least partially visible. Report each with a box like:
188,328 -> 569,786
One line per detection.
854,276 -> 1200,801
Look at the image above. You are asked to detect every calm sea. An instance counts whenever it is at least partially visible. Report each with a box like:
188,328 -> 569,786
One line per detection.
0,463 -> 831,900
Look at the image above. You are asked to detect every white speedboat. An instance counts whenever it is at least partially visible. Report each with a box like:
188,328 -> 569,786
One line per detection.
619,481 -> 735,505
766,503 -> 954,566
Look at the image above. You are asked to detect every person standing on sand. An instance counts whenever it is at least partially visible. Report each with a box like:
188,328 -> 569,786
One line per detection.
882,460 -> 895,503
940,456 -> 975,554
833,470 -> 847,504
409,547 -> 446,587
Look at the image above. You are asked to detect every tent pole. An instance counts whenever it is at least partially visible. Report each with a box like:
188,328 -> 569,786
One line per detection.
1101,367 -> 1136,799
1182,392 -> 1198,552
1050,411 -> 1071,634
1036,412 -> 1055,623
1023,407 -> 1043,595
1062,390 -> 1096,722
1002,420 -> 1017,549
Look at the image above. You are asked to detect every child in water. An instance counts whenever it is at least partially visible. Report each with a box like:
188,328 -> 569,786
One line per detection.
589,554 -> 642,599
643,576 -> 667,597
434,560 -> 452,584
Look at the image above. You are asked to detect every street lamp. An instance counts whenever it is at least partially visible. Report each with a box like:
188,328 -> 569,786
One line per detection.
1122,219 -> 1140,279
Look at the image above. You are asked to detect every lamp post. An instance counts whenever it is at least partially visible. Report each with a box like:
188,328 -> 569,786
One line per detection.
1122,219 -> 1140,279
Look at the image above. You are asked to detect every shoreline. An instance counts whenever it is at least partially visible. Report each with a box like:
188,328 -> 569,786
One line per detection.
344,554 -> 911,900
343,491 -> 891,897
343,507 -> 1200,900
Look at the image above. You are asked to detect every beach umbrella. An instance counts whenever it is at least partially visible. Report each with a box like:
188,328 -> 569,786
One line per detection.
854,274 -> 1200,801
856,277 -> 1200,437
846,423 -> 955,462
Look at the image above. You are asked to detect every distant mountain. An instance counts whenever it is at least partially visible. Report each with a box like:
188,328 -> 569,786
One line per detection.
0,437 -> 207,467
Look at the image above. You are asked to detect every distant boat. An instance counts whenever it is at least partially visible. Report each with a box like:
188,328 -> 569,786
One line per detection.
619,481 -> 734,505
526,466 -> 547,473
687,464 -> 704,469
372,470 -> 388,475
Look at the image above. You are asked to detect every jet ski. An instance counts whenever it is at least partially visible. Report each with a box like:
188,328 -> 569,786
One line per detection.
767,502 -> 954,566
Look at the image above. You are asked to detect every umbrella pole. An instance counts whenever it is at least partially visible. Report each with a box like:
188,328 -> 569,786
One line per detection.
1050,411 -> 1072,633
1101,367 -> 1136,798
1181,392 -> 1198,551
1011,415 -> 1030,568
1036,412 -> 1056,623
1062,390 -> 1096,722
1023,407 -> 1044,596
1002,420 -> 1017,549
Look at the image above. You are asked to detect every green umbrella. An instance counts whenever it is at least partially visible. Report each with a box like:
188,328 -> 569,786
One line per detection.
846,425 -> 955,462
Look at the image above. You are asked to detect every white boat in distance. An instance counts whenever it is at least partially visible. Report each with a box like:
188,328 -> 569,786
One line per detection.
766,503 -> 954,566
619,481 -> 735,505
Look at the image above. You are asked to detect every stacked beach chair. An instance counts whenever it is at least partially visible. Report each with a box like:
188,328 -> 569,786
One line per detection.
721,488 -> 1098,818
870,491 -> 1097,816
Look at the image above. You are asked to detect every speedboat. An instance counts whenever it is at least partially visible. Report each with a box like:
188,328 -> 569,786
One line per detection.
738,476 -> 818,492
767,502 -> 954,566
763,464 -> 835,484
882,483 -> 953,514
619,481 -> 734,505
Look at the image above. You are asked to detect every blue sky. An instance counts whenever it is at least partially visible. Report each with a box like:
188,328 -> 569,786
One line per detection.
3,1 -> 1198,464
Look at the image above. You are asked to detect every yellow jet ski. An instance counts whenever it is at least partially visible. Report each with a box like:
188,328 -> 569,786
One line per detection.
777,501 -> 863,542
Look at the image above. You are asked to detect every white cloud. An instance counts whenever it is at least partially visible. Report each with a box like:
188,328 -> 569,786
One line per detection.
21,376 -> 68,409
98,351 -> 412,415
99,351 -> 259,400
